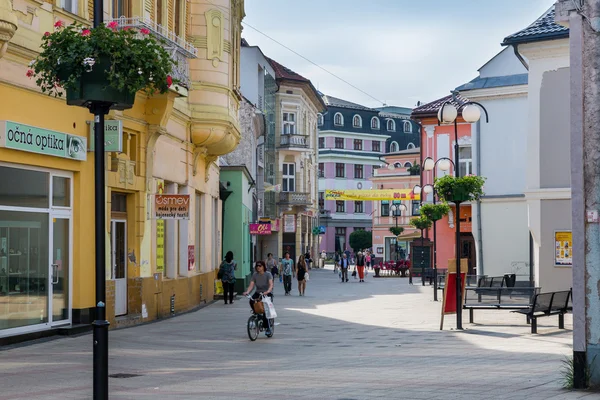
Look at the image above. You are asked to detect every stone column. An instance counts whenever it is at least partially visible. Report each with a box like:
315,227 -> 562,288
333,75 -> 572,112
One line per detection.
556,0 -> 600,388
0,0 -> 17,58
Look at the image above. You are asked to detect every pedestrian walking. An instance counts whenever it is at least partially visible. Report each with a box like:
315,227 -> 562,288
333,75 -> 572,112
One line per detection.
266,253 -> 278,278
296,254 -> 308,296
365,251 -> 371,270
339,253 -> 350,282
334,251 -> 340,273
281,252 -> 294,295
305,251 -> 312,270
356,251 -> 366,282
218,251 -> 236,304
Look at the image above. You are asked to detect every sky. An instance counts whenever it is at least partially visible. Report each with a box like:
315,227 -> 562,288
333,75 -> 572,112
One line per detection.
242,0 -> 556,109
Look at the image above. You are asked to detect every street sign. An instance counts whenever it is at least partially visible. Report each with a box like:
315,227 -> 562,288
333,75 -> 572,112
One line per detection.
319,226 -> 326,234
88,120 -> 123,152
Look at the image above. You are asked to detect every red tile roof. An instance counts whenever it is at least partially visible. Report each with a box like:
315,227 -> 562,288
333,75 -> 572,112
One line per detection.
266,57 -> 309,82
411,94 -> 469,118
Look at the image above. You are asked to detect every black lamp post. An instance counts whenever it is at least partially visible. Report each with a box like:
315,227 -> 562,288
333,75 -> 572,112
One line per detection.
390,203 -> 407,262
437,91 -> 489,330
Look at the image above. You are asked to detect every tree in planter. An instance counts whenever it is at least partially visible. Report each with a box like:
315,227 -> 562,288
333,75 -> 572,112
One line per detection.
434,174 -> 485,203
389,226 -> 404,236
407,161 -> 421,176
28,21 -> 177,110
410,216 -> 433,231
349,230 -> 372,252
419,203 -> 451,222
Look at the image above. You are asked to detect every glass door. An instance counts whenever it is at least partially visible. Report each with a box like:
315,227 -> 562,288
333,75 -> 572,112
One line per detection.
51,217 -> 70,324
111,220 -> 127,316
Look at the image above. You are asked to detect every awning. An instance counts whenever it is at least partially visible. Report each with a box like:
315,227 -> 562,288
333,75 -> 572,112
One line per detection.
397,231 -> 422,240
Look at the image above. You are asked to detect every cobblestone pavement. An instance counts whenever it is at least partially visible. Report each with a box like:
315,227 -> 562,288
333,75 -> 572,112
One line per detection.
0,266 -> 598,400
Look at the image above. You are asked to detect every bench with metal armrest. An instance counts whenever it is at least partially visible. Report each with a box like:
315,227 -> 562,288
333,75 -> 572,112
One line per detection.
463,286 -> 540,323
512,289 -> 572,334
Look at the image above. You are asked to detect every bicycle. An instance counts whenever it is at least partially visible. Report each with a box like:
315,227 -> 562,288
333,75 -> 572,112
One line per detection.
245,294 -> 274,341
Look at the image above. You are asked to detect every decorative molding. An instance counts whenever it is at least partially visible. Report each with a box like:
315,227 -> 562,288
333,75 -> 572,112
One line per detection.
457,136 -> 472,146
461,84 -> 528,100
0,0 -> 18,58
524,187 -> 571,200
205,9 -> 223,67
318,130 -> 391,140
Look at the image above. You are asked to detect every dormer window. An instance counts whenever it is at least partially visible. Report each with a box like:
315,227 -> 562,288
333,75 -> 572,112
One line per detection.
390,141 -> 399,152
317,113 -> 324,126
407,142 -> 415,149
334,112 -> 344,126
404,120 -> 412,132
353,115 -> 362,128
371,117 -> 380,129
387,119 -> 396,132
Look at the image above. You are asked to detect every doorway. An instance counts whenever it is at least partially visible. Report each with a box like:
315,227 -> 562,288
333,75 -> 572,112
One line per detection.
111,220 -> 127,316
461,233 -> 476,276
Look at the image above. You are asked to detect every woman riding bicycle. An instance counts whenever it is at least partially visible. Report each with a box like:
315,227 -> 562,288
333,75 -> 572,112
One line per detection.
243,260 -> 274,336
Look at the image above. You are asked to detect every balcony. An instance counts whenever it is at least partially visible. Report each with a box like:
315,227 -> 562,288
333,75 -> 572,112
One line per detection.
278,192 -> 312,206
107,17 -> 198,88
278,134 -> 309,149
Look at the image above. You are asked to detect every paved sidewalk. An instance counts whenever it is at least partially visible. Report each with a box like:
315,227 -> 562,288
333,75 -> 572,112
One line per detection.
0,267 -> 597,400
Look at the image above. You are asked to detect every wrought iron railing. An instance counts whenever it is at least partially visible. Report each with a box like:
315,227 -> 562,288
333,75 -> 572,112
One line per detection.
278,192 -> 311,205
107,17 -> 198,88
279,134 -> 309,148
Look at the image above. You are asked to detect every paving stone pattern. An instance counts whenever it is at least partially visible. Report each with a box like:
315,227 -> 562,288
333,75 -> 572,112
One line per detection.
0,267 -> 598,400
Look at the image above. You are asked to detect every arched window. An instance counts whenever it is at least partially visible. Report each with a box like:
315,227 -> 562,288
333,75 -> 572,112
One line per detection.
390,141 -> 399,153
371,117 -> 380,129
403,162 -> 412,168
404,120 -> 412,133
394,162 -> 402,168
317,113 -> 324,126
353,114 -> 362,128
334,112 -> 344,126
387,119 -> 396,131
407,142 -> 415,149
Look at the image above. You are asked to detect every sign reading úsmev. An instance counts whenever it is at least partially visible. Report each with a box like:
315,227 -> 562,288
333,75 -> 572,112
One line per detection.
0,121 -> 87,161
154,194 -> 190,220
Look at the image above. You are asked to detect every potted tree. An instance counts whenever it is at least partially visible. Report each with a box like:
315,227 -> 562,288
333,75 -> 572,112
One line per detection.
389,226 -> 404,236
434,174 -> 485,203
419,203 -> 451,221
28,21 -> 177,110
407,161 -> 421,176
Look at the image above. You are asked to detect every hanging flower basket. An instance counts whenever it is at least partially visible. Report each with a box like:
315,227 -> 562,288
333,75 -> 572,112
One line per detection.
434,174 -> 486,203
410,216 -> 432,231
420,203 -> 450,221
28,21 -> 178,110
389,226 -> 404,236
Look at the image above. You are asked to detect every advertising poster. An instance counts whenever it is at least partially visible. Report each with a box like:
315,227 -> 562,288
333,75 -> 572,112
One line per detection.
250,223 -> 272,235
325,189 -> 420,201
555,231 -> 572,266
284,215 -> 296,233
154,194 -> 190,220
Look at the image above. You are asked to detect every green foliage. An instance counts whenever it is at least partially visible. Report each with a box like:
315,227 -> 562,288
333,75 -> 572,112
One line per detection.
434,174 -> 486,203
419,203 -> 450,221
407,161 -> 421,175
410,216 -> 432,230
560,355 -> 596,389
28,21 -> 177,98
349,230 -> 372,252
389,226 -> 404,236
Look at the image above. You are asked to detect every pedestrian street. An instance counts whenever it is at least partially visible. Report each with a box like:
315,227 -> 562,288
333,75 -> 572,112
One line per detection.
0,266 -> 590,400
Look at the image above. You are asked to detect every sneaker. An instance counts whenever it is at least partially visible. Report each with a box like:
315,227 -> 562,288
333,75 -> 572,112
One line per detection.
265,329 -> 272,336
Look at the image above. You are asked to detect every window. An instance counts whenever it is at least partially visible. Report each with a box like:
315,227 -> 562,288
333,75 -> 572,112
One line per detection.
334,113 -> 344,126
335,163 -> 345,178
404,120 -> 412,133
412,201 -> 421,216
381,200 -> 390,217
353,139 -> 362,150
354,164 -> 363,179
174,0 -> 182,36
283,112 -> 296,135
371,117 -> 380,129
391,200 -> 402,216
156,0 -> 162,25
335,137 -> 344,149
319,192 -> 325,209
390,141 -> 399,153
353,115 -> 362,128
404,162 -> 412,168
282,163 -> 295,192
372,165 -> 380,176
319,137 -> 325,149
459,146 -> 473,176
407,142 -> 415,149
354,201 -> 364,213
372,141 -> 380,152
318,163 -> 324,178
62,0 -> 78,14
317,114 -> 324,126
112,0 -> 131,18
387,119 -> 396,131
336,200 -> 345,213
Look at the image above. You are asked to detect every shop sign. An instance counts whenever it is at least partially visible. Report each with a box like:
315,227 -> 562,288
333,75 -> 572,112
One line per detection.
284,215 -> 296,233
88,120 -> 123,152
250,223 -> 271,235
259,218 -> 280,231
154,194 -> 190,220
555,231 -> 572,267
0,120 -> 87,161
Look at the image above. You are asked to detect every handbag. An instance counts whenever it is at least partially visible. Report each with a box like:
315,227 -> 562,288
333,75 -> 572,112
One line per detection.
262,295 -> 277,319
352,270 -> 357,277
305,272 -> 309,282
215,279 -> 223,295
252,298 -> 265,314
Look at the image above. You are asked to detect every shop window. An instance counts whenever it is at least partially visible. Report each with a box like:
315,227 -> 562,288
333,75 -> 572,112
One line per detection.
52,176 -> 71,207
0,166 -> 49,209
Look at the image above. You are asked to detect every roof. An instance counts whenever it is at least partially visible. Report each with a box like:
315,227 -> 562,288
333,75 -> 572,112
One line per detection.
266,57 -> 309,82
502,6 -> 569,45
455,73 -> 528,91
375,106 -> 412,116
321,94 -> 376,111
411,94 -> 469,118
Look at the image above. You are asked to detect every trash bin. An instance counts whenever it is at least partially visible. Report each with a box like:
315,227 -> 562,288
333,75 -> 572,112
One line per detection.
503,273 -> 516,287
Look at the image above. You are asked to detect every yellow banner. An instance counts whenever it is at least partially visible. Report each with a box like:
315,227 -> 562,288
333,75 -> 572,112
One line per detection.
325,189 -> 420,201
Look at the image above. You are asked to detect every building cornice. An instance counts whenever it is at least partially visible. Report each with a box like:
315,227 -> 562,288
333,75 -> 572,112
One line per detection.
461,84 -> 528,100
318,130 -> 391,140
524,187 -> 571,200
518,38 -> 569,60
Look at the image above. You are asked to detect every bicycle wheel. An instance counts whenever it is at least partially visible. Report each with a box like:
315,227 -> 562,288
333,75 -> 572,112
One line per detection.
247,315 -> 259,341
266,318 -> 275,338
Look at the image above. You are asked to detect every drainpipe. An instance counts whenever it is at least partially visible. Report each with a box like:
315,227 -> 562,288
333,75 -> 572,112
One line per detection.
512,44 -> 529,71
475,119 -> 484,276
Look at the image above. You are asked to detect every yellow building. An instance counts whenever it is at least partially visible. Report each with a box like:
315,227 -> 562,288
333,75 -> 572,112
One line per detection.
0,0 -> 243,339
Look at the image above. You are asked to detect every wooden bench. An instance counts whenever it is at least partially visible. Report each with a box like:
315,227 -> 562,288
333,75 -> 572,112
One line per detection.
513,289 -> 571,333
463,286 -> 540,323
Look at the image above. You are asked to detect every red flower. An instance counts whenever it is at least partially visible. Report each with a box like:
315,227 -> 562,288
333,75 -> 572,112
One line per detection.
26,69 -> 34,78
123,26 -> 132,31
81,29 -> 91,36
107,21 -> 118,30
140,28 -> 150,35
44,32 -> 50,37
54,20 -> 64,28
166,75 -> 173,87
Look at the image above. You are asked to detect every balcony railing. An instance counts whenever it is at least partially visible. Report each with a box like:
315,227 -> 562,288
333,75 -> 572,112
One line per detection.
278,192 -> 311,205
108,17 -> 198,88
279,134 -> 309,148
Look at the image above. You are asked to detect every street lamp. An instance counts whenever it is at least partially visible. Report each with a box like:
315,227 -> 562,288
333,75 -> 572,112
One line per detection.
437,91 -> 489,330
416,157 -> 455,301
390,203 -> 407,261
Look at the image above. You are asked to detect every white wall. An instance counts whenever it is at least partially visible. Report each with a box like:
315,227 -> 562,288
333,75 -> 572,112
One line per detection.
479,47 -> 528,78
240,46 -> 276,107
